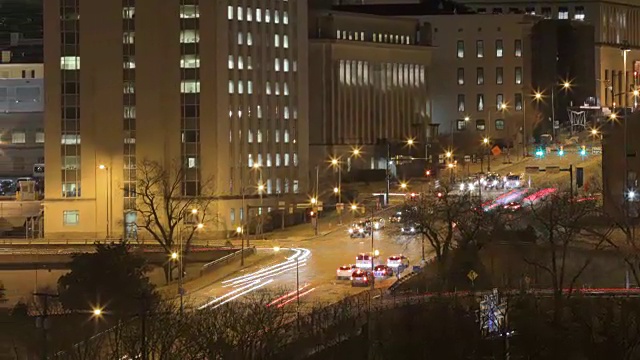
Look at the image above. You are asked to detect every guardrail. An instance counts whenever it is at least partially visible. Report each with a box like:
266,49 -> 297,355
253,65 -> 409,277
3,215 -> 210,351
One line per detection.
199,246 -> 256,277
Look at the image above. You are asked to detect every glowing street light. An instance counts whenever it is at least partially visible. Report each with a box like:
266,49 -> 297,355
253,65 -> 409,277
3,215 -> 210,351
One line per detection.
591,129 -> 599,136
197,223 -> 204,230
534,91 -> 543,100
171,252 -> 178,260
273,246 -> 281,252
351,204 -> 358,211
483,137 -> 490,145
499,103 -> 507,110
92,308 -> 103,317
406,138 -> 415,146
445,151 -> 452,158
236,226 -> 242,234
464,116 -> 470,121
310,197 -> 317,204
98,164 -> 106,170
333,187 -> 339,194
629,190 -> 636,200
373,249 -> 380,257
191,208 -> 198,215
331,158 -> 339,166
447,163 -> 455,169
400,182 -> 408,190
258,184 -> 265,192
562,81 -> 571,89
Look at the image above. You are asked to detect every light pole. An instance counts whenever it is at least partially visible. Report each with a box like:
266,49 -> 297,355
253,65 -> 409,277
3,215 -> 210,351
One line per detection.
253,163 -> 264,238
98,164 -> 112,238
330,157 -> 343,224
175,209 -> 202,316
622,42 -> 631,217
483,137 -> 491,172
237,226 -> 245,266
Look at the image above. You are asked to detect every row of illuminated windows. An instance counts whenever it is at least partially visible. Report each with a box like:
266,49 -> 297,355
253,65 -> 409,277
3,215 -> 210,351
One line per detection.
228,107 -> 298,120
238,32 -> 290,48
228,55 -> 252,69
228,80 -> 292,96
248,153 -> 298,168
247,129 -> 291,143
61,56 -> 80,70
457,93 -> 523,113
339,60 -> 426,88
123,5 -> 199,19
456,118 -> 507,132
475,5 -> 585,21
456,39 -> 522,59
5,130 -> 44,144
336,30 -> 412,45
227,6 -> 289,25
457,67 -> 522,85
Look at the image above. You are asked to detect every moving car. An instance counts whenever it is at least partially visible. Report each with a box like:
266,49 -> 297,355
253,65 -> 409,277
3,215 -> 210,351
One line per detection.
484,174 -> 503,190
504,174 -> 522,189
348,223 -> 370,238
400,223 -> 421,235
373,264 -> 394,278
389,211 -> 402,223
503,201 -> 522,211
336,264 -> 356,280
355,253 -> 381,269
386,255 -> 410,269
372,217 -> 385,230
351,269 -> 373,287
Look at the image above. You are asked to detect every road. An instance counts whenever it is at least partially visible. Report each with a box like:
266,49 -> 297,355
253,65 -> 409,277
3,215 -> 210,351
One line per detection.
184,186 -> 555,310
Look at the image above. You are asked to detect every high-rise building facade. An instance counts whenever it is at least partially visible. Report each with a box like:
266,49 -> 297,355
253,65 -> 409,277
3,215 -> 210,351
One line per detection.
308,11 -> 432,173
44,0 -> 309,239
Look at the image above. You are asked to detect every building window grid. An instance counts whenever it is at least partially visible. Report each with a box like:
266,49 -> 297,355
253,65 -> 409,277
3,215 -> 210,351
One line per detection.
60,1 -> 81,198
123,0 -> 136,210
180,1 -> 201,196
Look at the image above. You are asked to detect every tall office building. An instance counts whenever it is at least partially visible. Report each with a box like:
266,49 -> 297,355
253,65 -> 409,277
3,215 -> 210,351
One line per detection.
44,0 -> 309,239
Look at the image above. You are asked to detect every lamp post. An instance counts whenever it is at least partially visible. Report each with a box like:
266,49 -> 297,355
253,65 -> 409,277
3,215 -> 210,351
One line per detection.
175,209 -> 202,316
98,164 -> 112,238
330,157 -> 343,224
622,42 -> 631,217
483,137 -> 491,172
253,163 -> 264,238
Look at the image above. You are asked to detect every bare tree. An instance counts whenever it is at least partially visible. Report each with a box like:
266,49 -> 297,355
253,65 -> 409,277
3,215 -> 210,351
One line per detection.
524,193 -> 607,321
135,159 -> 219,282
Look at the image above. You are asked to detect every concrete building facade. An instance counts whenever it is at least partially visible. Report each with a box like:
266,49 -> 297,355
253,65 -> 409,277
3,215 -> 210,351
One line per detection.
308,10 -> 433,174
0,63 -> 43,178
44,0 -> 309,239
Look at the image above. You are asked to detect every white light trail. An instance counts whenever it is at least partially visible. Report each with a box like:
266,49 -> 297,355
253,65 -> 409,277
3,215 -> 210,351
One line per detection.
211,279 -> 274,309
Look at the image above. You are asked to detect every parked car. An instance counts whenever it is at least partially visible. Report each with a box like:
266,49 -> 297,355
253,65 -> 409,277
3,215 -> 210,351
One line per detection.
400,223 -> 421,235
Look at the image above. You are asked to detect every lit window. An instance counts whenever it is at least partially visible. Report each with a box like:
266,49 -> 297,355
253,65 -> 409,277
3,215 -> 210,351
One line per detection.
11,131 -> 25,144
181,54 -> 200,68
237,32 -> 243,45
246,7 -> 252,21
35,131 -> 44,143
63,210 -> 80,226
558,7 -> 568,19
238,80 -> 243,94
265,9 -> 270,23
228,80 -> 234,94
227,5 -> 233,20
293,61 -> 297,72
457,40 -> 464,58
284,153 -> 290,166
495,119 -> 505,130
496,40 -> 503,57
266,82 -> 271,95
457,120 -> 467,131
123,7 -> 135,19
337,30 -> 341,39
476,40 -> 484,58
61,134 -> 81,144
515,67 -> 522,84
180,30 -> 199,43
284,107 -> 290,119
257,130 -> 262,143
60,56 -> 80,70
496,67 -> 503,84
515,40 -> 522,57
248,130 -> 253,143
476,119 -> 486,131
283,34 -> 289,48
228,55 -> 234,69
458,94 -> 465,112
248,80 -> 253,94
256,8 -> 262,22
284,59 -> 290,72
284,129 -> 290,143
283,11 -> 289,24
124,106 -> 136,119
275,58 -> 280,72
275,154 -> 281,167
477,94 -> 485,111
188,157 -> 197,168
293,154 -> 299,167
275,130 -> 280,143
496,93 -> 504,108
284,82 -> 289,95
180,80 -> 200,93
574,6 -> 585,20
180,5 -> 199,18
274,10 -> 280,23
123,56 -> 135,69
515,93 -> 523,111
238,56 -> 244,69
275,82 -> 280,95
247,33 -> 252,45
257,105 -> 262,118
457,68 -> 464,85
477,67 -> 484,85
237,6 -> 243,21
247,56 -> 252,69
248,154 -> 253,168
274,34 -> 280,47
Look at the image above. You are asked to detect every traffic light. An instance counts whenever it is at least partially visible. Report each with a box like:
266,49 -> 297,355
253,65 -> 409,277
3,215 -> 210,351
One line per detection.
558,146 -> 564,156
576,167 -> 584,188
535,148 -> 544,158
580,145 -> 587,157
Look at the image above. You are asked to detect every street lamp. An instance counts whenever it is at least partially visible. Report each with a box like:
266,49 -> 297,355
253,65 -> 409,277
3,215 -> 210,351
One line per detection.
483,137 -> 492,172
445,151 -> 452,158
98,164 -> 111,238
92,308 -> 103,317
171,252 -> 178,260
310,197 -> 317,204
328,156 -> 344,224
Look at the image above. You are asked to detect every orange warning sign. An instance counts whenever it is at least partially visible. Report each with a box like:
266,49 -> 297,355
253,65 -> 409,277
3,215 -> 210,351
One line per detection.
491,146 -> 502,156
